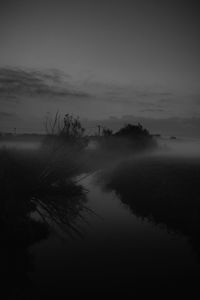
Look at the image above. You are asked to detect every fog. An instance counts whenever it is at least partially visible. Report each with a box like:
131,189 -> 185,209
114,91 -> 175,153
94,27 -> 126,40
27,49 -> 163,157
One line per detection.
85,136 -> 200,175
0,140 -> 41,150
1,131 -> 200,296
156,137 -> 200,158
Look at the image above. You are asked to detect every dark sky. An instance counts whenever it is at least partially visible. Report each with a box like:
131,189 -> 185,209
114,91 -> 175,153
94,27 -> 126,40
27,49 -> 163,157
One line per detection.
0,0 -> 200,135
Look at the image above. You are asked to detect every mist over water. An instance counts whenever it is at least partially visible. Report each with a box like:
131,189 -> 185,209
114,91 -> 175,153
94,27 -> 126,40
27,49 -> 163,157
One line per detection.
157,137 -> 200,157
1,133 -> 200,296
27,136 -> 200,295
0,140 -> 41,150
1,0 -> 200,294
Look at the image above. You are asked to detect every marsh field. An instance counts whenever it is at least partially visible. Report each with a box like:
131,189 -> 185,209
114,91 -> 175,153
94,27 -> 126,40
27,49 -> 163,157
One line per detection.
1,0 -> 200,297
1,126 -> 200,298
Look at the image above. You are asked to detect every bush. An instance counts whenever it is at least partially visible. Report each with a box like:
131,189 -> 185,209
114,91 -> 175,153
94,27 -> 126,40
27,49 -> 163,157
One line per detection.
115,123 -> 150,138
44,113 -> 88,151
97,123 -> 156,156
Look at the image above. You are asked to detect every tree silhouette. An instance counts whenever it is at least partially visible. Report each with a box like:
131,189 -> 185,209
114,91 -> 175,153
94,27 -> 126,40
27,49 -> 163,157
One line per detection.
115,123 -> 150,138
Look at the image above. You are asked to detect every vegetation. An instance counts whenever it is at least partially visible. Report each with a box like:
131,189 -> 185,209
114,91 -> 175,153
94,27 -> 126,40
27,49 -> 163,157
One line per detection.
0,113 -> 160,296
0,114 -> 92,243
43,112 -> 88,151
0,115 -> 157,233
0,113 -> 91,297
102,127 -> 113,137
115,123 -> 150,138
91,123 -> 157,166
2,112 -> 200,295
0,147 -> 88,236
100,155 -> 200,258
0,115 -> 158,247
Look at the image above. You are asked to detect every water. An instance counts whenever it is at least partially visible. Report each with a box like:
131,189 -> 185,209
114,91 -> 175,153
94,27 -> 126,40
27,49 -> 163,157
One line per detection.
2,137 -> 200,296
29,169 -> 200,294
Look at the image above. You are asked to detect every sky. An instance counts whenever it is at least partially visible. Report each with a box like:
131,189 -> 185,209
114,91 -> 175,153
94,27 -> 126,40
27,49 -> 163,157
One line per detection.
0,0 -> 200,136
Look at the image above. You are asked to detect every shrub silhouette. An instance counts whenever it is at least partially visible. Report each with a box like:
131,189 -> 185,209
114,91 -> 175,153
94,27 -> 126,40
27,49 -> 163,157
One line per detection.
0,145 -> 88,297
115,123 -> 150,138
102,127 -> 113,137
44,112 -> 87,151
96,122 -> 156,158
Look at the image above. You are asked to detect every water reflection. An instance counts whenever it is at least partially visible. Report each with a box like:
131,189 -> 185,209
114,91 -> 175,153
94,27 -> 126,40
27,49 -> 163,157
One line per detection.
29,169 -> 200,295
0,148 -> 88,298
2,140 -> 200,295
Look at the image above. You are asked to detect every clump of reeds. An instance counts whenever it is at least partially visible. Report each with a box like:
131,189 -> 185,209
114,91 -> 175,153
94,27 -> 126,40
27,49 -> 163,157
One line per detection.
0,113 -> 90,237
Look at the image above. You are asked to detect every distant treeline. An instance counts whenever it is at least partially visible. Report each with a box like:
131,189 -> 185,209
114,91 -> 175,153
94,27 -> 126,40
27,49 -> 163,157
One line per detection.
0,113 -> 156,145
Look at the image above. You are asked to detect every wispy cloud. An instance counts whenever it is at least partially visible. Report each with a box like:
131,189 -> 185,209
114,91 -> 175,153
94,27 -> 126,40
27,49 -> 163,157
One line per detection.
1,67 -> 198,123
140,108 -> 165,113
0,111 -> 17,118
0,67 -> 91,101
0,67 -> 175,107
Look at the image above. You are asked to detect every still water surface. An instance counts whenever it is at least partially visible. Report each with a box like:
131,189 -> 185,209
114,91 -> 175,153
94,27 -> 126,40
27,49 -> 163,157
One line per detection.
29,170 -> 200,293
2,138 -> 199,294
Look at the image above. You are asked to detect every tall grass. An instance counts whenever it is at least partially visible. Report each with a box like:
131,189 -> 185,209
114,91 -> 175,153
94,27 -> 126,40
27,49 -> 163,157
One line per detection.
0,146 -> 89,236
0,114 -> 90,238
100,155 -> 200,257
0,114 -> 92,298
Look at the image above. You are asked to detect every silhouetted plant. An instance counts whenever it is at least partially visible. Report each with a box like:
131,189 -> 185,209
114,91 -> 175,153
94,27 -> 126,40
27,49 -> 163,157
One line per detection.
0,146 -> 89,238
102,127 -> 113,137
44,112 -> 87,149
95,122 -> 156,159
0,144 -> 90,297
115,123 -> 150,138
40,113 -> 89,185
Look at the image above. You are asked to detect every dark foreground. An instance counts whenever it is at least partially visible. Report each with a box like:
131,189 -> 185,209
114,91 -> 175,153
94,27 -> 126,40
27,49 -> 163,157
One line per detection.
1,140 -> 200,298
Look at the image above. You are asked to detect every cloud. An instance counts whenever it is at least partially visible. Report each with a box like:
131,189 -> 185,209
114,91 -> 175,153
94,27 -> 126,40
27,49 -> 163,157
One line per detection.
80,78 -> 174,104
140,108 -> 165,113
1,66 -> 198,124
0,67 -> 91,101
192,95 -> 200,105
136,91 -> 173,98
0,111 -> 17,118
0,67 -> 175,111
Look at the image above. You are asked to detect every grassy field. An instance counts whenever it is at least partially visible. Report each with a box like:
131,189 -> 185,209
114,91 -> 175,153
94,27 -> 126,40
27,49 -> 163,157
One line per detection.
100,154 -> 200,257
